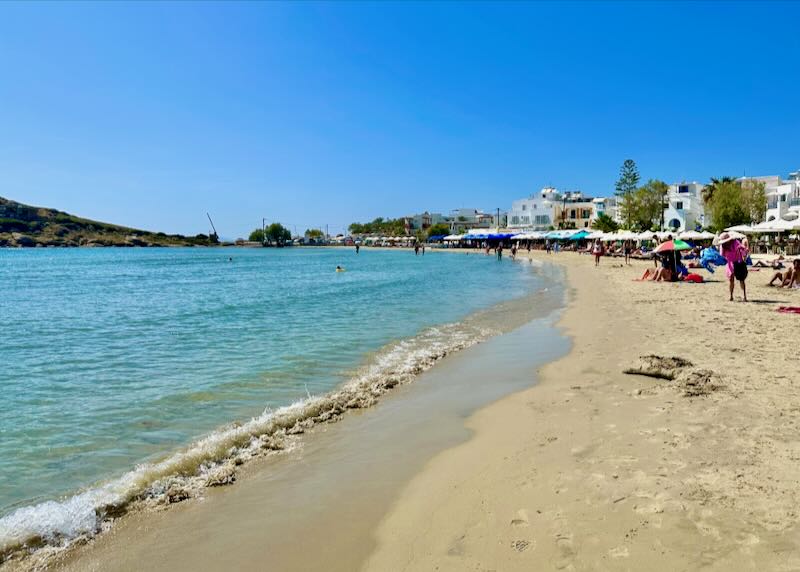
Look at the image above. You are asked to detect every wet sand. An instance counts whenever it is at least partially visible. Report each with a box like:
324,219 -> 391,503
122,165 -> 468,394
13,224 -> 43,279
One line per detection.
366,251 -> 800,571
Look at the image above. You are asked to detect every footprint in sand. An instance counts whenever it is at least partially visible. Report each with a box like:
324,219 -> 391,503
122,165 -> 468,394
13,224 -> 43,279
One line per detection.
511,509 -> 530,527
511,539 -> 534,552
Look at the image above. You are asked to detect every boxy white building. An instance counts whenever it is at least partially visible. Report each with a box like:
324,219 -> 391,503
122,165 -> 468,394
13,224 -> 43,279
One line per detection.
759,171 -> 800,223
507,187 -> 596,231
663,182 -> 707,232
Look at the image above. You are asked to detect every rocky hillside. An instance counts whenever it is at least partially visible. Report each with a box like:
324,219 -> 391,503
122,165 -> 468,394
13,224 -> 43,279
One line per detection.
0,196 -> 217,247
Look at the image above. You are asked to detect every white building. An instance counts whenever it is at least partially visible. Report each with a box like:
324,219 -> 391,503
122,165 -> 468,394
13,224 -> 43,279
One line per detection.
663,182 -> 707,232
591,197 -> 620,224
507,187 -> 560,230
403,211 -> 445,235
507,187 -> 595,231
448,208 -> 501,232
757,172 -> 800,223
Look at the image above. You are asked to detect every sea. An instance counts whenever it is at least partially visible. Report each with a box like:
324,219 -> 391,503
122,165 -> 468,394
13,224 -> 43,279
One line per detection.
0,246 -> 563,559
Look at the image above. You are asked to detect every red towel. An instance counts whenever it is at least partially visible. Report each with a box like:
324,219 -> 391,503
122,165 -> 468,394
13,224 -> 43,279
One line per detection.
777,306 -> 800,314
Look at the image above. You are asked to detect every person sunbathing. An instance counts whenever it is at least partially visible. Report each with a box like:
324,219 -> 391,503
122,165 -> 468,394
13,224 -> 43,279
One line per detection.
639,267 -> 672,282
768,260 -> 799,287
754,256 -> 785,269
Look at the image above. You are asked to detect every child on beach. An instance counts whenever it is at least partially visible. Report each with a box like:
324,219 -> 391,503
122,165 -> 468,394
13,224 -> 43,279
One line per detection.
718,232 -> 749,302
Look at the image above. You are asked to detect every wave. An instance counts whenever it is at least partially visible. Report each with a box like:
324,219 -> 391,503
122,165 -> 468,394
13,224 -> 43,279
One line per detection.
0,320 -> 501,565
0,264 -> 565,568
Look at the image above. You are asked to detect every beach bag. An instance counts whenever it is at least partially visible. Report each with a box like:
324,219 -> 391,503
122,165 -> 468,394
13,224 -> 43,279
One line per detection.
733,260 -> 748,281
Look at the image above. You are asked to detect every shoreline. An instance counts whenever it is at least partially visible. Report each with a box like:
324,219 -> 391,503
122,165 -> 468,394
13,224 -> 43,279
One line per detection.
365,250 -> 800,570
1,250 -> 564,571
8,249 -> 800,571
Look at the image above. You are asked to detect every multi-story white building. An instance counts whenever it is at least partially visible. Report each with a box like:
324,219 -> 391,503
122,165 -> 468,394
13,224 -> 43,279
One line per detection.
590,196 -> 620,224
448,208 -> 502,232
663,182 -> 707,232
507,187 -> 560,230
757,172 -> 800,223
507,187 -> 595,231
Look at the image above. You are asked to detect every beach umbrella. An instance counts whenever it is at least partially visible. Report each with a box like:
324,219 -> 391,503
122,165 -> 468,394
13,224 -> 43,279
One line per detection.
568,230 -> 590,241
653,239 -> 692,254
725,224 -> 756,234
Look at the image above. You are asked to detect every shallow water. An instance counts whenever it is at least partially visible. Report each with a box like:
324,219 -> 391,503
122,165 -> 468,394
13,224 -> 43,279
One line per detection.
0,247 -> 546,551
54,311 -> 569,572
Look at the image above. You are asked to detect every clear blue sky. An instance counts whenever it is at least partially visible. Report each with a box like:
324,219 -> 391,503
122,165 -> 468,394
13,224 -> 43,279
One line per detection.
1,1 -> 798,238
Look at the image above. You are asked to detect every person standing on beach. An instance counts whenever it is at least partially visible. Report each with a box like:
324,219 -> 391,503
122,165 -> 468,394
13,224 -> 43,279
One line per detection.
623,239 -> 632,265
355,244 -> 360,254
511,244 -> 517,259
592,239 -> 604,266
718,232 -> 749,302
545,240 -> 551,254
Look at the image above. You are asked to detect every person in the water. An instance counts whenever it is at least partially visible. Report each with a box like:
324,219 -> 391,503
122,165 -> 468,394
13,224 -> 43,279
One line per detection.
336,265 -> 345,272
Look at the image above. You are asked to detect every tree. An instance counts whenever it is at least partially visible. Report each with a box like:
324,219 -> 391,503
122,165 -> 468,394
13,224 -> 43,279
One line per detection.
426,222 -> 450,238
249,228 -> 265,242
705,179 -> 766,231
305,228 -> 324,239
702,176 -> 736,205
591,213 -> 619,233
348,217 -> 406,236
631,179 -> 669,231
265,222 -> 292,246
615,159 -> 640,228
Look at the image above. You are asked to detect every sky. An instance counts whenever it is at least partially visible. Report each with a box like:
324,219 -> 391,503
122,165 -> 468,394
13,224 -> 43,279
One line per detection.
1,1 -> 798,238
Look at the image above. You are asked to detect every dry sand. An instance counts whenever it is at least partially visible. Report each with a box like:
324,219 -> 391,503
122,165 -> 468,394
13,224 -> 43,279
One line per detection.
364,251 -> 800,571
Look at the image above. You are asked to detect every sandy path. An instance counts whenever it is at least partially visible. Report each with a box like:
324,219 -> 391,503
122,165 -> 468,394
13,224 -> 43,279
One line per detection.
365,252 -> 800,571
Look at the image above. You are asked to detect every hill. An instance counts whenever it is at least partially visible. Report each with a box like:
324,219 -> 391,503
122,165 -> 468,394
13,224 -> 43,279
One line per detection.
0,196 -> 218,247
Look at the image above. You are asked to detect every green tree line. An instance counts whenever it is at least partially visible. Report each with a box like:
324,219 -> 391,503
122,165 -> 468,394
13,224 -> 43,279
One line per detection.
249,222 -> 292,245
348,217 -> 406,236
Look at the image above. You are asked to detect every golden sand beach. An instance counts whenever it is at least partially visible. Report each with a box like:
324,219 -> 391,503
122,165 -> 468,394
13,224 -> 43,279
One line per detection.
366,250 -> 800,571
13,249 -> 800,572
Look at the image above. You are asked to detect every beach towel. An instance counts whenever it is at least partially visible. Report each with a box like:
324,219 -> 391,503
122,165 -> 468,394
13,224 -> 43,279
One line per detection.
700,247 -> 726,273
684,273 -> 704,283
777,306 -> 800,314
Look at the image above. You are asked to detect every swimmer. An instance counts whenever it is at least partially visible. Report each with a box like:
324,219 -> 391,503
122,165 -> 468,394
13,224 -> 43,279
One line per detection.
336,265 -> 345,272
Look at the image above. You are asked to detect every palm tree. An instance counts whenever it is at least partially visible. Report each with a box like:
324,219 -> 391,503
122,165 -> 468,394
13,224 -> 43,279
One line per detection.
702,176 -> 736,205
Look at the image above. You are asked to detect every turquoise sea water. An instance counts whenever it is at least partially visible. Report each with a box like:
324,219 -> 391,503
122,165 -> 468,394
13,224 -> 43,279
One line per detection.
0,247 -> 547,548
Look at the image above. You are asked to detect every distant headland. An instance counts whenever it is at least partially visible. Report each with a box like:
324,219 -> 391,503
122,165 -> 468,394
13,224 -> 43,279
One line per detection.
0,197 -> 218,247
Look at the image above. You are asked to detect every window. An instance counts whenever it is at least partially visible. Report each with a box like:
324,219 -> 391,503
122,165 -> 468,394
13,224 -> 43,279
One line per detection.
521,215 -> 530,224
569,209 -> 576,219
511,216 -> 519,225
534,215 -> 550,225
676,201 -> 684,210
522,204 -> 527,210
678,185 -> 689,193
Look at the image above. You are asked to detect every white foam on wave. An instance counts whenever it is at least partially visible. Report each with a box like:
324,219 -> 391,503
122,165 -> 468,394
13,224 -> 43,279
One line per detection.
0,318 -> 497,562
